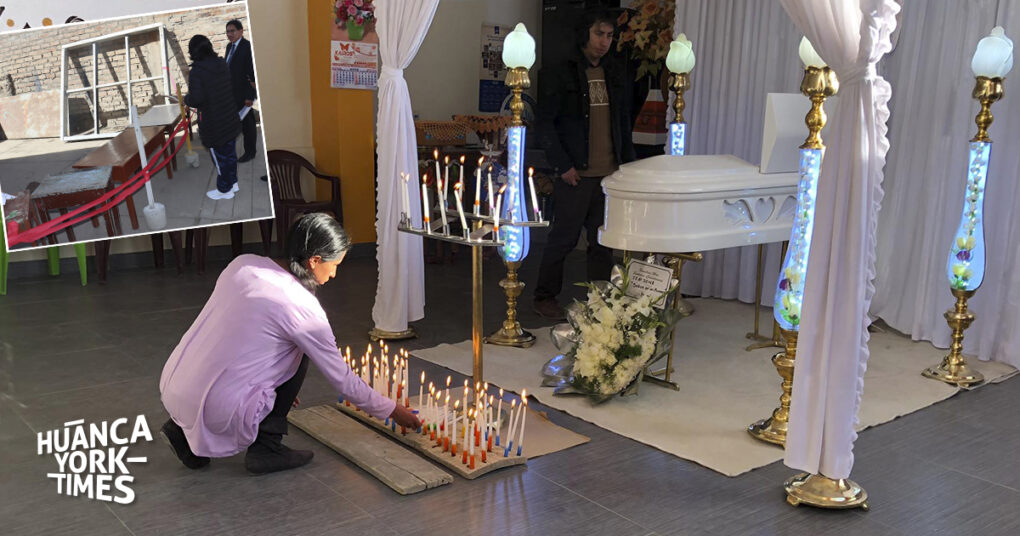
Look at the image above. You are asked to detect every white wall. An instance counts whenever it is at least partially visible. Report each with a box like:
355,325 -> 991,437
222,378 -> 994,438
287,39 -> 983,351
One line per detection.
405,0 -> 542,121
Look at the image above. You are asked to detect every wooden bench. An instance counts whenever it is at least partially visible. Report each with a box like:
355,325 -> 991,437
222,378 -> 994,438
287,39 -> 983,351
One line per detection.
72,126 -> 173,230
31,166 -> 121,243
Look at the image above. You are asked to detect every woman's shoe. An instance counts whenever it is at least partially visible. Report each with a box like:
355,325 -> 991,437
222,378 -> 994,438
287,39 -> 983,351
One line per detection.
160,419 -> 210,469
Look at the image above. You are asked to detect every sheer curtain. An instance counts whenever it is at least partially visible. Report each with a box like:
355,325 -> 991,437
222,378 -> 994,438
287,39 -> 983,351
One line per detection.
872,0 -> 1020,368
371,0 -> 439,334
672,1 -> 805,308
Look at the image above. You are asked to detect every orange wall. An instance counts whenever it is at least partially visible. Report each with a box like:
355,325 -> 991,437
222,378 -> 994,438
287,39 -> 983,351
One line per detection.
307,1 -> 376,244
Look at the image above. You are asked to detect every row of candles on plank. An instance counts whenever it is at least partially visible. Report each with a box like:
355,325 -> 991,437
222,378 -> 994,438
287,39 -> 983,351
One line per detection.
340,344 -> 531,466
398,149 -> 544,237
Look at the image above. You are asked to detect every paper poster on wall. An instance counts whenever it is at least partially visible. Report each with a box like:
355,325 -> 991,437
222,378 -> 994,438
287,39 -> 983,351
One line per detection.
479,23 -> 511,113
330,0 -> 378,90
0,0 -> 235,32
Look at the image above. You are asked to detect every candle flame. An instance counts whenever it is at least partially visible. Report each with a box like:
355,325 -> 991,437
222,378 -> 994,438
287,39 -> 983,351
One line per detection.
444,156 -> 450,164
454,182 -> 463,192
460,155 -> 466,164
499,388 -> 504,396
510,399 -> 517,408
498,184 -> 507,194
433,149 -> 439,159
421,371 -> 426,382
446,376 -> 452,387
478,157 -> 485,166
454,400 -> 460,409
528,167 -> 534,177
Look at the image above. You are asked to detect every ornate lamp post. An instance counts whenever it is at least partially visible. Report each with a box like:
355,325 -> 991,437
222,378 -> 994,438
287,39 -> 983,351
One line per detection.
665,33 -> 695,156
487,23 -> 538,348
922,26 -> 1013,387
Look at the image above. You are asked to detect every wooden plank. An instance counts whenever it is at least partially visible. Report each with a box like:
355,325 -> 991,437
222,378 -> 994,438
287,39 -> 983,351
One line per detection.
288,405 -> 453,495
334,402 -> 527,480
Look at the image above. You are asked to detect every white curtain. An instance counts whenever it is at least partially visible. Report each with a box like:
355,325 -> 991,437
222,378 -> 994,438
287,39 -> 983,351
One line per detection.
371,0 -> 439,333
872,0 -> 1020,368
672,1 -> 805,308
778,0 -> 899,479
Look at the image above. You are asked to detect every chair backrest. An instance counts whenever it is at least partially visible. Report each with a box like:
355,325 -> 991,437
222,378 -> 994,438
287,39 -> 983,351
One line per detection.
267,150 -> 316,201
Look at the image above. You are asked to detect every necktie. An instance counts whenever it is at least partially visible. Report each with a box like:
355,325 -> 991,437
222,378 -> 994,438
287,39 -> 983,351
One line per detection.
226,43 -> 235,65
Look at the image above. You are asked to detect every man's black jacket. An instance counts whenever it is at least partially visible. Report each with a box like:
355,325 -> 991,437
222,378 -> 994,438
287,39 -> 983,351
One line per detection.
184,56 -> 242,148
225,37 -> 257,107
534,49 -> 636,176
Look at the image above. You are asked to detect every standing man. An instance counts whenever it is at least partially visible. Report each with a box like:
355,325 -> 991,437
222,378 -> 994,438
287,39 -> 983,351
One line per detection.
532,10 -> 635,319
224,19 -> 258,163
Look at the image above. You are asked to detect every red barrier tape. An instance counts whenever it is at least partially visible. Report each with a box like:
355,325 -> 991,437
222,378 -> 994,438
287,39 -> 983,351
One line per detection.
10,114 -> 192,246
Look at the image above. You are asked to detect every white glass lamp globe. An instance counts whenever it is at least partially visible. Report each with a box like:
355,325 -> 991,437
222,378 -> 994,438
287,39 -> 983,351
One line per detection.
972,26 -> 1014,78
502,23 -> 536,70
798,36 -> 826,68
666,33 -> 695,74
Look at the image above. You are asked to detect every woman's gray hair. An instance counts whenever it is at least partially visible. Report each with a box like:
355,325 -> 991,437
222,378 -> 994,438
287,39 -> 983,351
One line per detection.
286,213 -> 351,293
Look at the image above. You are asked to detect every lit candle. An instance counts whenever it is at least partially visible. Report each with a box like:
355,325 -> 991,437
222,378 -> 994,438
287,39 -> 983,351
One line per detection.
445,376 -> 451,403
459,155 -> 465,191
462,408 -> 471,463
504,399 -> 518,456
454,183 -> 469,237
419,372 -> 425,411
487,395 -> 495,448
443,391 -> 450,433
401,379 -> 408,407
474,158 -> 483,216
452,400 -> 460,456
496,389 -> 504,446
494,184 -> 507,235
527,167 -> 541,222
462,380 -> 469,427
487,168 -> 495,215
516,392 -> 528,456
436,176 -> 449,233
422,174 -> 431,234
443,156 -> 451,205
433,149 -> 441,190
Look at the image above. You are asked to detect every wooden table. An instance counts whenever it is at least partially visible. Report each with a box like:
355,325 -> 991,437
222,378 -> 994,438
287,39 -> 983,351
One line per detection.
32,166 -> 120,243
72,125 -> 173,230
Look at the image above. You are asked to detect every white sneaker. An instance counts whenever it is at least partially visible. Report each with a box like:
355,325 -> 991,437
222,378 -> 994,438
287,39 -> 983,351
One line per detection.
207,189 -> 235,200
231,183 -> 239,193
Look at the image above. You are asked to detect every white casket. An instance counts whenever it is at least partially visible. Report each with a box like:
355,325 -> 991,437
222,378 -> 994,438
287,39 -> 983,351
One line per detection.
598,154 -> 799,253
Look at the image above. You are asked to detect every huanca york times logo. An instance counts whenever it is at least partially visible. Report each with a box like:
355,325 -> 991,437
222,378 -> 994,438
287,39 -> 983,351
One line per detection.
37,415 -> 153,504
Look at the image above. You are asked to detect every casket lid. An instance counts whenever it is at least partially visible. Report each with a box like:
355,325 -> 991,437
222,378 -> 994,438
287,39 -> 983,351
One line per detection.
603,154 -> 794,194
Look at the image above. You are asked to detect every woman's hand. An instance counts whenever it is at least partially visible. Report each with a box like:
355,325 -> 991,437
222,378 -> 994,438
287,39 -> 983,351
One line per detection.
389,404 -> 421,430
292,396 -> 301,408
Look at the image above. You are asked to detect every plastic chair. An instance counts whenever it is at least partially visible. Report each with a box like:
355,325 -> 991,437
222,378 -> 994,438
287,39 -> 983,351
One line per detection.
1,215 -> 88,296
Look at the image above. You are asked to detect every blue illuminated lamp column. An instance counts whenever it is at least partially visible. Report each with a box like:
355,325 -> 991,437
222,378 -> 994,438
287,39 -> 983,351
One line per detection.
665,34 -> 695,155
747,37 -> 838,449
923,26 -> 1013,387
487,23 -> 537,348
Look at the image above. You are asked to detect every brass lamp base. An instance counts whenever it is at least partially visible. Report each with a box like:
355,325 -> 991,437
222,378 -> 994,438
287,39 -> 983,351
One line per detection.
368,327 -> 417,342
922,288 -> 983,387
486,261 -> 536,348
785,473 -> 869,510
922,359 -> 984,387
485,328 -> 536,348
748,329 -> 796,446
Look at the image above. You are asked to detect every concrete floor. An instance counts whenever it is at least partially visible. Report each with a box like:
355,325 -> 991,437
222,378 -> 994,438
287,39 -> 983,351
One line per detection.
0,243 -> 1018,535
0,128 -> 271,250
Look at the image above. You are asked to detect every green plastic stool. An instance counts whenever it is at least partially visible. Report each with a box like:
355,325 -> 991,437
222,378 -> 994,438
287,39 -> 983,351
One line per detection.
1,224 -> 87,295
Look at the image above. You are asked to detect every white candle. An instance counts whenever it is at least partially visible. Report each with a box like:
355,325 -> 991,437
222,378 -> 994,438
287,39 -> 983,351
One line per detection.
488,395 -> 495,439
461,381 -> 469,426
494,184 -> 507,235
421,175 -> 431,234
454,183 -> 469,237
487,168 -> 495,216
527,167 -> 541,222
504,399 -> 518,453
400,172 -> 410,222
496,389 -> 504,444
452,400 -> 460,445
443,156 -> 451,205
469,409 -> 475,456
462,408 -> 470,457
516,391 -> 528,456
474,159 -> 483,216
419,372 -> 425,412
459,156 -> 465,189
436,176 -> 449,233
445,376 -> 451,403
444,392 -> 450,436
433,149 -> 441,190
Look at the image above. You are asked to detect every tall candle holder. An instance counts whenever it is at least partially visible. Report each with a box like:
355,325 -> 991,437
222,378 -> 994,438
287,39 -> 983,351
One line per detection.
665,33 -> 695,157
748,37 -> 837,448
923,27 -> 1012,387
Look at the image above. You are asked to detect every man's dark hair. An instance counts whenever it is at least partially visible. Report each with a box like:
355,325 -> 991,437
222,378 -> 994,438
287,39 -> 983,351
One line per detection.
285,212 -> 351,293
188,35 -> 216,62
226,19 -> 243,31
575,9 -> 617,50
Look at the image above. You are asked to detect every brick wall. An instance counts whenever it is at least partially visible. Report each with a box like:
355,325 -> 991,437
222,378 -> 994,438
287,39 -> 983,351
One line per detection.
0,4 -> 248,136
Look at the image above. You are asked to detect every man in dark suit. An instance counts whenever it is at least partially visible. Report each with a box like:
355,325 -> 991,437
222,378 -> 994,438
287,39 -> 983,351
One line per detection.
225,19 -> 258,163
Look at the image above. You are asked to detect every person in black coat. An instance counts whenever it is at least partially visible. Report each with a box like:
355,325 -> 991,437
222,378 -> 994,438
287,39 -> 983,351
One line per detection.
531,9 -> 636,319
224,19 -> 258,163
184,34 -> 242,200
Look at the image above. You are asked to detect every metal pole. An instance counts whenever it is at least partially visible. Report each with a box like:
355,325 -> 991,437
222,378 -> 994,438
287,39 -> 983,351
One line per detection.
92,42 -> 98,135
125,35 -> 132,119
472,220 -> 484,407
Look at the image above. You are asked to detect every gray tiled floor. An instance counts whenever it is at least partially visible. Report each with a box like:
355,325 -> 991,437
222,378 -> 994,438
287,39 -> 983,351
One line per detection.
0,241 -> 1018,535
